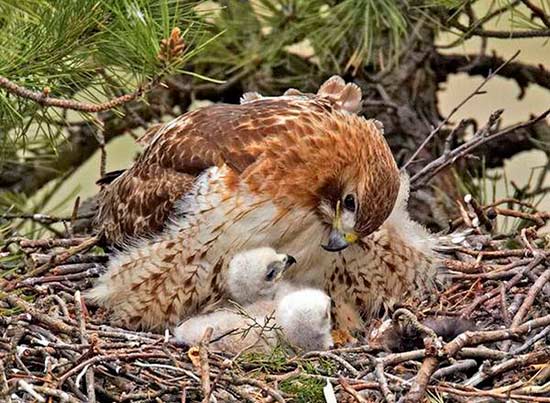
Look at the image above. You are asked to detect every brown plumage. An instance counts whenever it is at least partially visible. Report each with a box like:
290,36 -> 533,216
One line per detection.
89,76 -> 436,332
96,77 -> 396,245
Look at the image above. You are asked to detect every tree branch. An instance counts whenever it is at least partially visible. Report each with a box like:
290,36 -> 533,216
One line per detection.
521,0 -> 550,28
0,76 -> 151,113
0,75 -> 245,197
432,53 -> 550,97
402,51 -> 520,170
451,21 -> 550,39
411,108 -> 550,190
474,118 -> 550,168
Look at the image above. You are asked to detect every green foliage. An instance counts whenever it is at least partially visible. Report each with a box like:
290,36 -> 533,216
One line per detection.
280,376 -> 325,403
193,0 -> 414,85
0,0 -> 212,165
278,357 -> 336,403
237,345 -> 295,373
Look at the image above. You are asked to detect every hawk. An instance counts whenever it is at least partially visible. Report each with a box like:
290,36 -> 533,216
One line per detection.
89,76 -> 436,332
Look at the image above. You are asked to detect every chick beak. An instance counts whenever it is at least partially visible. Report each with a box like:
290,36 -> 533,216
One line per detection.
285,255 -> 297,269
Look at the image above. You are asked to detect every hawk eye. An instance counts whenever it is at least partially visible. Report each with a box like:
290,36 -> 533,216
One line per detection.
343,194 -> 356,212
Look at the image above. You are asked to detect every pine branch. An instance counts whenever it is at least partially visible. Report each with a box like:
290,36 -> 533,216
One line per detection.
451,20 -> 550,38
521,0 -> 550,28
0,27 -> 187,113
0,76 -> 150,113
0,73 -> 243,197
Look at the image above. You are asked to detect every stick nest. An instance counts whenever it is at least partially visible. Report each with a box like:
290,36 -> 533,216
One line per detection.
1,197 -> 550,402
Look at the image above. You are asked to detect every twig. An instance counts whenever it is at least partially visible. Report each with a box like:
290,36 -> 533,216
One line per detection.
6,294 -> 79,337
432,359 -> 477,379
199,327 -> 213,403
0,361 -> 11,403
1,213 -> 92,225
459,347 -> 509,360
500,284 -> 511,326
402,357 -> 439,403
402,51 -> 520,170
521,0 -> 550,28
74,291 -> 96,403
374,361 -> 395,403
510,268 -> 550,327
434,384 -> 550,402
32,386 -> 82,403
495,208 -> 548,227
445,313 -> 550,356
20,267 -> 101,286
462,255 -> 543,316
432,52 -> 550,93
227,374 -> 286,403
381,350 -> 426,366
17,380 -> 45,402
57,352 -> 169,387
302,351 -> 360,376
15,237 -> 92,249
339,377 -> 368,403
451,21 -> 550,39
511,325 -> 550,355
464,194 -> 493,231
411,108 -> 550,190
392,309 -> 441,403
465,348 -> 550,387
15,236 -> 99,284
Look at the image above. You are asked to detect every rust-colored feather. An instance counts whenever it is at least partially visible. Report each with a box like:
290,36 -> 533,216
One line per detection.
97,90 -> 393,244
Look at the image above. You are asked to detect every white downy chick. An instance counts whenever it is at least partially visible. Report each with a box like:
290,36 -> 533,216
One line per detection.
173,247 -> 295,351
276,289 -> 333,352
226,247 -> 296,305
173,248 -> 333,353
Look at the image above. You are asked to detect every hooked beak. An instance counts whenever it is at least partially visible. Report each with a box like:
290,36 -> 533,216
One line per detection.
267,255 -> 297,282
322,228 -> 358,252
284,255 -> 297,269
321,201 -> 358,252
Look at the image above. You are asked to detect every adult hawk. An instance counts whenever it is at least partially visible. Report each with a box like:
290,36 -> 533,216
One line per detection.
90,76 -> 436,332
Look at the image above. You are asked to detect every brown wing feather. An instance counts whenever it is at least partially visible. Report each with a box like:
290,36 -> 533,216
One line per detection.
97,97 -> 341,244
97,165 -> 194,245
144,99 -> 331,174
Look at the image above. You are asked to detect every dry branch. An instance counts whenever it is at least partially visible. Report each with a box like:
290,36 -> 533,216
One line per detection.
410,108 -> 550,190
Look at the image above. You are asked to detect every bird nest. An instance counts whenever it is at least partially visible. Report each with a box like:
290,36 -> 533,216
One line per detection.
1,198 -> 550,403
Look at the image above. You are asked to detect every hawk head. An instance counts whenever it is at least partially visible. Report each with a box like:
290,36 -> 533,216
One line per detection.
313,118 -> 400,252
243,104 -> 400,252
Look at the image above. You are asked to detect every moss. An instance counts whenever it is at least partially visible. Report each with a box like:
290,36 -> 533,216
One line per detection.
277,356 -> 336,402
279,376 -> 325,403
237,345 -> 294,373
302,357 -> 337,377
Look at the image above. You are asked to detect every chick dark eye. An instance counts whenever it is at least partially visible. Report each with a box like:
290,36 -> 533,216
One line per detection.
343,194 -> 356,212
265,268 -> 277,281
